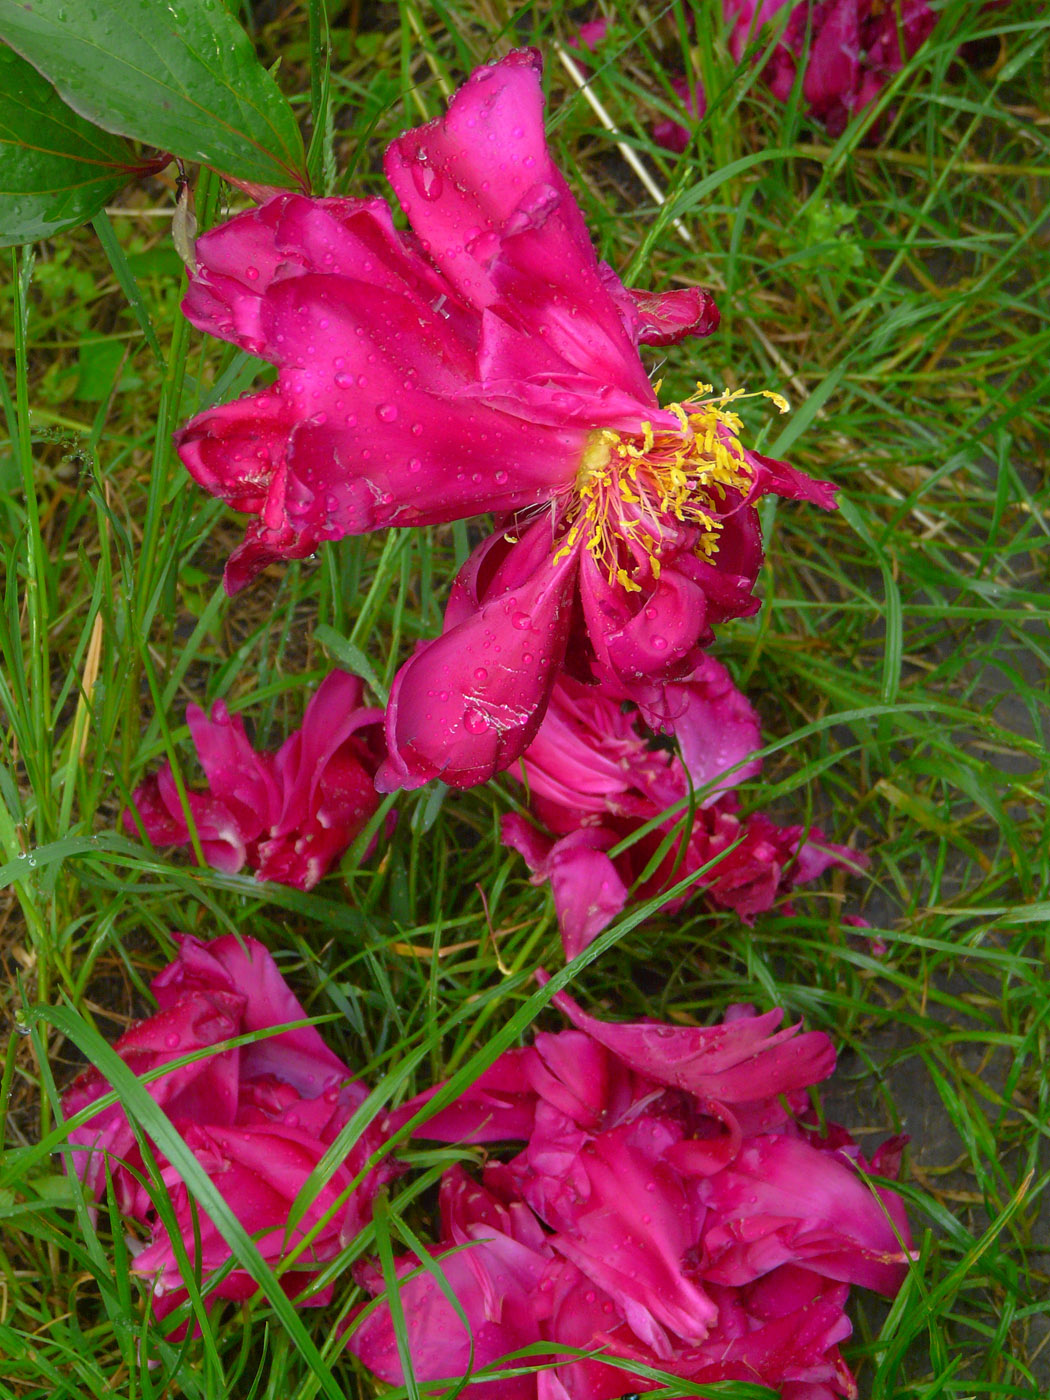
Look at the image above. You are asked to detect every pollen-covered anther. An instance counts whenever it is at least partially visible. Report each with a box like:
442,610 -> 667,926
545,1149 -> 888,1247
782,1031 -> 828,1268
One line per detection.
559,395 -> 760,586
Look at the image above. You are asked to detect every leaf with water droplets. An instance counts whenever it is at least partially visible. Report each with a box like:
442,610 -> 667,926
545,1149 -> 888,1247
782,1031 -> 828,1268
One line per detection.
0,0 -> 307,191
0,43 -> 166,246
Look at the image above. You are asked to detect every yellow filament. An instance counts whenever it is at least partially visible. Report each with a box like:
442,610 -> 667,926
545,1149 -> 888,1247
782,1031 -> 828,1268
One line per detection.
559,385 -> 785,588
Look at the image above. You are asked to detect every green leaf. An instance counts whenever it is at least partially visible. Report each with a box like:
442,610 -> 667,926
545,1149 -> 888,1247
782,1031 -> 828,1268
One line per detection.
0,43 -> 163,246
0,0 -> 307,191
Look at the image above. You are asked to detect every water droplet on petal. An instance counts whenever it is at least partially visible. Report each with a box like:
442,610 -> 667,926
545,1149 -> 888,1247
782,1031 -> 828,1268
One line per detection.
408,457 -> 422,473
652,635 -> 668,651
245,266 -> 259,281
412,162 -> 444,201
334,371 -> 354,389
473,667 -> 488,682
165,1033 -> 180,1049
463,708 -> 490,734
512,612 -> 532,631
494,469 -> 508,484
376,402 -> 398,422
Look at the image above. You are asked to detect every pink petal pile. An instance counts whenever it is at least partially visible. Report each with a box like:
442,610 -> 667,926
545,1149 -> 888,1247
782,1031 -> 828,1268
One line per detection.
576,2 -> 941,149
175,49 -> 835,790
503,657 -> 862,956
125,671 -> 385,890
347,984 -> 912,1399
63,935 -> 395,1328
727,0 -> 938,135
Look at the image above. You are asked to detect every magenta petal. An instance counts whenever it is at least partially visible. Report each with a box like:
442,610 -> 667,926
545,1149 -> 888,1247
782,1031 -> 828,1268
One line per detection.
581,555 -> 710,684
656,657 -> 763,800
545,1120 -> 718,1350
745,448 -> 839,511
186,702 -> 282,825
532,829 -> 629,959
175,387 -> 295,518
399,1047 -> 539,1144
384,50 -> 656,405
260,672 -> 383,890
184,194 -> 447,359
125,763 -> 254,874
627,285 -> 720,346
699,1134 -> 913,1296
63,989 -> 244,1203
152,934 -> 353,1100
803,0 -> 861,110
545,986 -> 837,1104
347,1167 -> 545,1399
182,197 -> 290,354
377,533 -> 577,791
262,274 -> 582,530
134,1119 -> 376,1323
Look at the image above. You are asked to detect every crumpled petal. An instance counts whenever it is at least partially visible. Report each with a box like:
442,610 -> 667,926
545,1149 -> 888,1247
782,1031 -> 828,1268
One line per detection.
384,49 -> 657,408
346,1167 -> 546,1400
501,818 -> 628,959
361,991 -> 911,1400
698,1133 -> 914,1295
61,934 -> 392,1334
152,934 -> 353,1099
126,674 -> 385,890
544,982 -> 837,1105
63,988 -> 244,1207
627,284 -> 720,346
377,522 -> 578,791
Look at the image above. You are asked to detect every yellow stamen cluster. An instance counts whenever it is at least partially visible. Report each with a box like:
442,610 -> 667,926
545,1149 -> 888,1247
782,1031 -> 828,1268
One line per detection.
556,384 -> 787,591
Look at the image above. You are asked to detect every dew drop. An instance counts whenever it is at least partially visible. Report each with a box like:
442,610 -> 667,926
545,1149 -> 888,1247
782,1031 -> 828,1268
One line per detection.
408,457 -> 422,473
494,469 -> 508,484
511,612 -> 532,631
652,635 -> 668,651
463,708 -> 490,734
412,162 -> 444,201
473,667 -> 488,682
376,402 -> 398,422
245,265 -> 259,281
165,1033 -> 180,1049
334,371 -> 354,389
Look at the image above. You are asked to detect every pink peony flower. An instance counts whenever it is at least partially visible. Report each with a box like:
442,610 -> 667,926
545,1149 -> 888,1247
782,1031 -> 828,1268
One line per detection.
501,657 -> 862,956
62,934 -> 393,1328
125,671 -> 385,891
175,50 -> 834,790
349,990 -> 911,1399
726,0 -> 938,135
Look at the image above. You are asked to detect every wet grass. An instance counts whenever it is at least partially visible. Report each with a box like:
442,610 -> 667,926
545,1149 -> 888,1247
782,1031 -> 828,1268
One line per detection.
0,0 -> 1048,1396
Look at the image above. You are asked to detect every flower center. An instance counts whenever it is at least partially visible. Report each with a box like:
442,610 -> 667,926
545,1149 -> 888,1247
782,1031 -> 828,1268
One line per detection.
557,386 -> 787,592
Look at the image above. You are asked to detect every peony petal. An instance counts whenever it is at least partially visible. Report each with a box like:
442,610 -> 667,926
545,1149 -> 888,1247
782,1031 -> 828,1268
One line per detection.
63,989 -> 244,1205
377,526 -> 578,790
699,1133 -> 914,1295
627,285 -> 720,346
125,763 -> 254,874
544,984 -> 838,1105
384,50 -> 657,405
152,934 -> 354,1100
654,656 -> 763,800
185,701 -> 282,827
